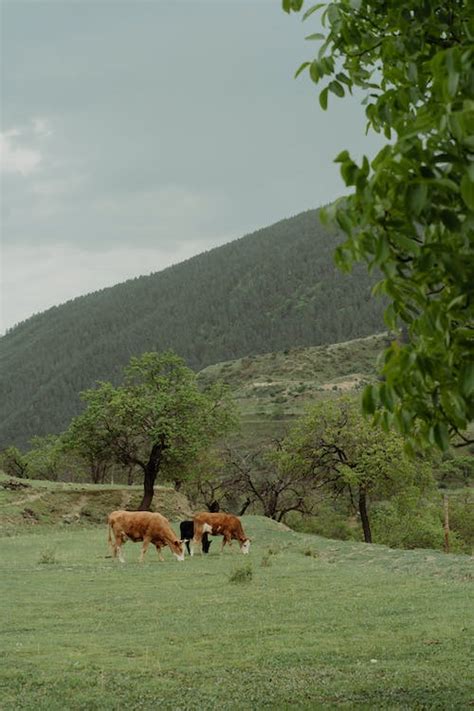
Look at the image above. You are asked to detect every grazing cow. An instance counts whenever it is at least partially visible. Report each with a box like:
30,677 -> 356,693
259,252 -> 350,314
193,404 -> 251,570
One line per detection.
107,510 -> 184,563
180,520 -> 212,555
192,512 -> 251,555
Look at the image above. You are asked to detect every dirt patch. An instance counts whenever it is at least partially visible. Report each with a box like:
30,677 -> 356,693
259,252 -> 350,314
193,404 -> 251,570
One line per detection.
320,378 -> 360,391
0,482 -> 193,535
1,479 -> 31,491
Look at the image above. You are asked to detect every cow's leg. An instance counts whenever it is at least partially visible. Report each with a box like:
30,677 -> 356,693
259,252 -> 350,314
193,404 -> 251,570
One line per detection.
191,529 -> 202,557
224,533 -> 234,553
115,536 -> 126,563
185,540 -> 191,556
155,544 -> 165,562
140,537 -> 151,563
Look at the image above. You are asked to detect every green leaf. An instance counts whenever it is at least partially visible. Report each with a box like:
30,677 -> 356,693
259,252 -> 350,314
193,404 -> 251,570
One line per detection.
305,32 -> 325,41
294,61 -> 310,79
335,150 -> 350,163
309,60 -> 322,83
406,183 -> 428,216
362,385 -> 377,414
380,383 -> 395,412
336,208 -> 352,233
460,174 -> 474,210
433,423 -> 450,451
329,80 -> 344,97
302,3 -> 325,21
459,363 -> 474,398
319,87 -> 328,110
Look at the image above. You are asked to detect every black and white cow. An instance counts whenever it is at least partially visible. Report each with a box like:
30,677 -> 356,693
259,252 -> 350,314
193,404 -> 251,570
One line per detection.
180,520 -> 211,555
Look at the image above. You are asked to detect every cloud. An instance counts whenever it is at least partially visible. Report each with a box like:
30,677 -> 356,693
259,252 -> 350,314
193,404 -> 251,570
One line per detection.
32,117 -> 53,137
0,129 -> 42,176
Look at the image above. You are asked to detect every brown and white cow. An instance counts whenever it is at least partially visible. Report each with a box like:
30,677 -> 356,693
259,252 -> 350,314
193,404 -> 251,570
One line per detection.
107,510 -> 184,563
192,512 -> 251,555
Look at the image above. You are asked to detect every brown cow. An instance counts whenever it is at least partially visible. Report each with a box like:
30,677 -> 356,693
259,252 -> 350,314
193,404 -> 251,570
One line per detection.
192,512 -> 251,555
107,510 -> 184,563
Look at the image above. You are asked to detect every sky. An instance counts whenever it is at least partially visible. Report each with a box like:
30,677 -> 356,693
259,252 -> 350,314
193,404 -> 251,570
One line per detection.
0,0 -> 382,333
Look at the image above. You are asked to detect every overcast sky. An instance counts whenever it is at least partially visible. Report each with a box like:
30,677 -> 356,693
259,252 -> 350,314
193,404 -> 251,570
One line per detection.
0,0 -> 382,333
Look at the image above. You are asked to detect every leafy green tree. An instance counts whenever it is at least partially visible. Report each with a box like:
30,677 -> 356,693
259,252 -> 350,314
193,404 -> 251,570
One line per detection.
65,351 -> 236,510
276,398 -> 434,541
24,435 -> 74,482
0,446 -> 29,478
284,0 -> 474,449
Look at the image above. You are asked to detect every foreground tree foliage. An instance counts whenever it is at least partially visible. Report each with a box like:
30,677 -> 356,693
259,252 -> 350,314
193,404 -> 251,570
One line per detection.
284,0 -> 474,449
276,398 -> 434,542
64,352 -> 236,510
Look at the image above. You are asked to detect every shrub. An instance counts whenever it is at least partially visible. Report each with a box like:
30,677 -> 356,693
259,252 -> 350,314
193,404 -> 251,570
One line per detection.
286,507 -> 359,542
449,494 -> 474,553
437,456 -> 474,488
38,548 -> 58,565
228,562 -> 253,584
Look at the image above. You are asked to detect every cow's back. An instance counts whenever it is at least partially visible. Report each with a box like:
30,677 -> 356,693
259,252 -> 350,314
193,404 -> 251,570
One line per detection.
194,512 -> 241,535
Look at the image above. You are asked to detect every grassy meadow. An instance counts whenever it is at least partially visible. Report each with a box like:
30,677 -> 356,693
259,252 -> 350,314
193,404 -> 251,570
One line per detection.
1,515 -> 472,710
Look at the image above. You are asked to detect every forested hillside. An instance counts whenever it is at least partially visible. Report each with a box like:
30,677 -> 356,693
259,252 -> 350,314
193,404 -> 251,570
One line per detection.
0,209 -> 384,448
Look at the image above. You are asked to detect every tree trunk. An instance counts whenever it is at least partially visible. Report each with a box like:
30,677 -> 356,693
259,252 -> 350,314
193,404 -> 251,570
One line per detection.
443,494 -> 450,553
137,443 -> 164,511
239,498 -> 251,516
358,490 -> 372,543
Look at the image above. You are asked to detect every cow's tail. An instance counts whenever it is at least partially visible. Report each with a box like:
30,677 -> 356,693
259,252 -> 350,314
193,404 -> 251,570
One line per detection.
107,517 -> 113,553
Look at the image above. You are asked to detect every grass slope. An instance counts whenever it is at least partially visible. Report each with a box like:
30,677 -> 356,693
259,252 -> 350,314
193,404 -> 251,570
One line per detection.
199,332 -> 385,446
1,516 -> 472,710
0,474 -> 192,536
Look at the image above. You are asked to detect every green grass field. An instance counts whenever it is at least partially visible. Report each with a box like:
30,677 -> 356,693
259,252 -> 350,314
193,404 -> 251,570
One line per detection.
1,516 -> 472,710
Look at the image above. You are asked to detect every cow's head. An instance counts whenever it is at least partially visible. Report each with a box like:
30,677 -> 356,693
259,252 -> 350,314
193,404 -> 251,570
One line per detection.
171,539 -> 185,561
240,538 -> 251,555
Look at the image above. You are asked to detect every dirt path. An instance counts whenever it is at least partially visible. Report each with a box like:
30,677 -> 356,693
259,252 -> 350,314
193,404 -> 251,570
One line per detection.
7,490 -> 47,507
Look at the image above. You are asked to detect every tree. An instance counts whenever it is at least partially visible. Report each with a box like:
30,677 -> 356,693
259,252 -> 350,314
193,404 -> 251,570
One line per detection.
276,398 -> 434,542
24,435 -> 77,482
0,446 -> 29,478
284,1 -> 474,450
64,351 -> 236,510
222,444 -> 319,521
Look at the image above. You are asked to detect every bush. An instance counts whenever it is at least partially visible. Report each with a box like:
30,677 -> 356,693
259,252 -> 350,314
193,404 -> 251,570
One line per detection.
228,562 -> 253,584
372,490 -> 465,552
286,506 -> 359,542
436,456 -> 474,488
449,493 -> 474,553
38,548 -> 58,565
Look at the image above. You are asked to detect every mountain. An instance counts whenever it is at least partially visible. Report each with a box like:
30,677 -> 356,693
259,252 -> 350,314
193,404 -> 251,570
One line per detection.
0,209 -> 385,448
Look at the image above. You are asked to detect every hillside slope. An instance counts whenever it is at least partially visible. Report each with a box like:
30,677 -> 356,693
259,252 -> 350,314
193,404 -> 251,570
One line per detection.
0,209 -> 384,448
199,332 -> 385,419
0,473 -> 192,535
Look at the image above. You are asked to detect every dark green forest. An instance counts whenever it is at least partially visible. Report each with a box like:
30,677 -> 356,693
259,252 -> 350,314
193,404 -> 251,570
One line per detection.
0,209 -> 384,448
